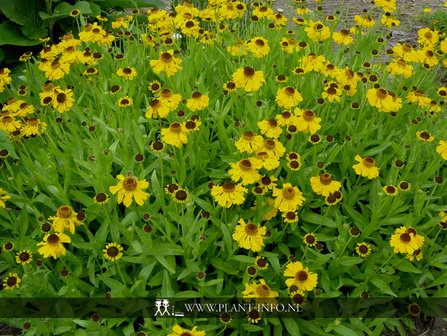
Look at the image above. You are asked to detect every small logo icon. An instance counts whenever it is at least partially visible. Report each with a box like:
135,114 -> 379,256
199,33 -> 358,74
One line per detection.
154,299 -> 170,316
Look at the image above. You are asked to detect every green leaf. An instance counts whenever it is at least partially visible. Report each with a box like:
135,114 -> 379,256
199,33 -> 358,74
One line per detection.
395,260 -> 421,273
371,277 -> 397,297
282,319 -> 300,336
0,130 -> 19,159
333,325 -> 359,336
40,1 -> 93,20
0,21 -> 41,46
301,212 -> 337,228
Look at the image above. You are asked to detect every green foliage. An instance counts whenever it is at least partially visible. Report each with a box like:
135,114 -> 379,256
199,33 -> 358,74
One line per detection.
426,9 -> 447,35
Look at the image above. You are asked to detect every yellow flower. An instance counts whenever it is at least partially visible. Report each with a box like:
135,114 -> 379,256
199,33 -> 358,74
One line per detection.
294,109 -> 321,134
167,325 -> 206,336
116,67 -> 137,80
158,88 -> 182,111
354,15 -> 375,28
303,233 -> 317,247
255,256 -> 269,270
21,118 -> 47,137
45,60 -> 70,80
352,155 -> 380,179
321,85 -> 342,102
0,188 -> 11,208
246,37 -> 270,58
243,279 -> 279,306
228,158 -> 263,185
0,68 -> 12,87
109,175 -> 150,207
284,261 -> 318,291
387,58 -> 414,78
436,140 -> 447,159
161,122 -> 188,148
52,89 -> 74,113
332,29 -> 354,45
232,67 -> 265,92
310,173 -> 341,197
275,87 -> 303,108
145,98 -> 171,119
273,183 -> 305,212
103,243 -> 124,261
356,242 -> 371,257
234,131 -> 263,154
383,185 -> 398,196
305,21 -> 331,41
15,249 -> 33,265
93,193 -> 110,205
150,50 -> 183,77
118,96 -> 133,107
211,182 -> 247,208
416,131 -> 434,142
258,139 -> 285,159
37,232 -> 71,259
3,273 -> 21,290
232,219 -> 267,252
258,119 -> 283,139
366,88 -> 402,112
172,188 -> 189,203
186,92 -> 209,111
390,226 -> 424,254
49,205 -> 83,234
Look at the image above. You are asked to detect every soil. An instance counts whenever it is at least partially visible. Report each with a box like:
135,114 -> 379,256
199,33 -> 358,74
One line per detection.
1,1 -> 446,335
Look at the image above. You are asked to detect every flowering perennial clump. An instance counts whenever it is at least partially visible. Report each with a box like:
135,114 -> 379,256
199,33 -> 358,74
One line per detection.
0,0 -> 446,334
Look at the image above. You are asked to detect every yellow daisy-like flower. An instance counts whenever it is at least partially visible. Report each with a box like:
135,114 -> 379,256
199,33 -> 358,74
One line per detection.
356,242 -> 371,257
416,131 -> 434,142
49,205 -> 83,234
390,226 -> 424,254
247,308 -> 262,324
149,50 -> 183,77
232,67 -> 265,92
283,211 -> 299,223
211,182 -> 247,208
0,68 -> 12,87
53,89 -> 74,113
186,92 -> 209,111
15,249 -> 33,265
352,155 -> 380,179
275,87 -> 303,109
116,67 -> 137,80
37,232 -> 71,259
0,188 -> 11,208
383,185 -> 398,196
109,175 -> 150,207
332,29 -> 353,45
93,193 -> 110,205
273,183 -> 305,212
172,188 -> 189,203
148,80 -> 162,93
118,96 -> 133,107
234,131 -> 263,154
243,278 -> 279,306
303,233 -> 317,247
258,139 -> 286,159
258,119 -> 283,139
167,325 -> 206,336
3,273 -> 21,290
436,140 -> 447,159
161,122 -> 188,148
310,173 -> 341,197
294,109 -> 322,134
246,37 -> 270,58
398,181 -> 411,192
232,219 -> 267,252
145,98 -> 171,119
284,261 -> 318,292
45,60 -> 70,80
21,118 -> 47,137
255,256 -> 269,270
228,158 -> 263,185
406,249 -> 423,262
103,243 -> 124,261
150,140 -> 165,153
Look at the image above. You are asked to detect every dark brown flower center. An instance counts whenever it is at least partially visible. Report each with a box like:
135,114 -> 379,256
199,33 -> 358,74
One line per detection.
255,39 -> 264,46
57,206 -> 72,218
256,284 -> 271,297
123,68 -> 132,74
285,87 -> 295,96
420,131 -> 430,139
41,223 -> 51,232
296,270 -> 308,282
282,187 -> 296,200
261,176 -> 271,185
239,159 -> 252,171
222,182 -> 235,192
400,233 -> 411,243
161,53 -> 172,62
363,157 -> 375,168
57,93 -> 67,103
19,252 -> 30,261
47,234 -> 60,244
175,190 -> 187,201
243,131 -> 254,141
386,186 -> 396,194
96,193 -> 107,202
319,173 -> 332,185
6,277 -> 17,287
265,140 -> 276,150
245,223 -> 258,235
306,235 -> 315,244
376,89 -> 387,99
152,141 -> 164,150
123,177 -> 137,191
243,67 -> 255,77
107,246 -> 119,257
399,182 -> 409,189
303,110 -> 315,121
170,122 -> 181,133
192,92 -> 202,99
257,258 -> 267,267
